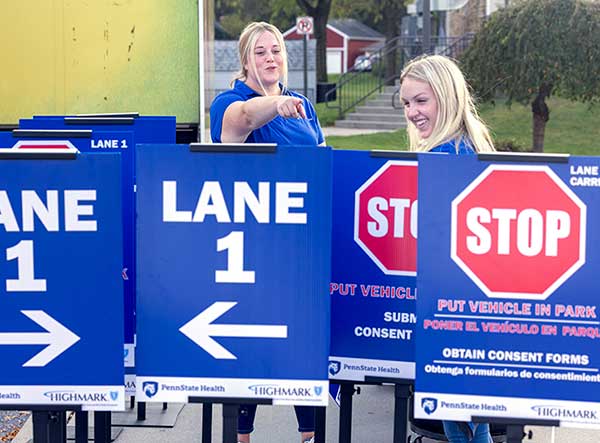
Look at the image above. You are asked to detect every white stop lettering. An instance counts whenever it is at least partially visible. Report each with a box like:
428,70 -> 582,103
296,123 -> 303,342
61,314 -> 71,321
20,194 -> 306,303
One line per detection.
466,207 -> 570,257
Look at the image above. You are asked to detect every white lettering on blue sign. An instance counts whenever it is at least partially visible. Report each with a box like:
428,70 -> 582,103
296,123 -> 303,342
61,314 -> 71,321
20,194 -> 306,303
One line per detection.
0,190 -> 97,232
91,139 -> 128,149
162,180 -> 307,224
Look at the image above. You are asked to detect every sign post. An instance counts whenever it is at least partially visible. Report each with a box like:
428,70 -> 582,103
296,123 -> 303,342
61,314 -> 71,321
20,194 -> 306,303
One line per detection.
296,16 -> 314,98
415,152 -> 600,436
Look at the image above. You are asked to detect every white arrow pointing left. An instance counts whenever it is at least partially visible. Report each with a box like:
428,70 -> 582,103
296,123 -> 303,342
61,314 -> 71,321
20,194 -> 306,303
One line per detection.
180,302 -> 288,359
0,310 -> 80,367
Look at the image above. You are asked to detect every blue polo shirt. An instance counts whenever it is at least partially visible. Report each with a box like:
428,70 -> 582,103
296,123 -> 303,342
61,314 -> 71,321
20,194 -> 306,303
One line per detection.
431,138 -> 476,155
210,80 -> 325,146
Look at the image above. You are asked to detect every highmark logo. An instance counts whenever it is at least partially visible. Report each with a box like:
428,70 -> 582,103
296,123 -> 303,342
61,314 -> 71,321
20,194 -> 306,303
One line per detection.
314,386 -> 323,396
531,405 -> 599,420
110,391 -> 119,401
248,384 -> 314,398
328,360 -> 341,376
143,382 -> 159,398
43,391 -> 110,403
422,398 -> 438,415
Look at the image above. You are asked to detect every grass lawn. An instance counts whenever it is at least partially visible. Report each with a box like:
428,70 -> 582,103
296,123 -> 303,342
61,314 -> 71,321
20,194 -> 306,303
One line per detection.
325,97 -> 600,156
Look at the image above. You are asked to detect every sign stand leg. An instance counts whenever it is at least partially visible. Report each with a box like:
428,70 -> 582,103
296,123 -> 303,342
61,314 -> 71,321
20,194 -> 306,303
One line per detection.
338,382 -> 356,443
75,411 -> 89,443
393,383 -> 411,443
33,410 -> 67,443
136,401 -> 146,420
222,403 -> 239,443
201,403 -> 213,443
473,416 -> 557,443
315,405 -> 326,443
190,397 -> 273,443
506,424 -> 525,443
93,411 -> 111,443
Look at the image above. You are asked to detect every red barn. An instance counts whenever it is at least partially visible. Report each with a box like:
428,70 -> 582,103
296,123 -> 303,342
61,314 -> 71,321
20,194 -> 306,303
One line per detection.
283,18 -> 385,74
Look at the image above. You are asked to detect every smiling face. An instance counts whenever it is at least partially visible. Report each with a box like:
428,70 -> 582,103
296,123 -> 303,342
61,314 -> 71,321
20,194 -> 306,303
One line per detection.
400,77 -> 439,140
244,30 -> 284,95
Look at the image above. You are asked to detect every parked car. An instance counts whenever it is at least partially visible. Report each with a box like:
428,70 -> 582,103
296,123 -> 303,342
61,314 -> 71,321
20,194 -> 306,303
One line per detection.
353,55 -> 372,72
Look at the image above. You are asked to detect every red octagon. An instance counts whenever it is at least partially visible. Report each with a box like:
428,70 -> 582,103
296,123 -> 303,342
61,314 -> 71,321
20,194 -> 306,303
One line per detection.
451,164 -> 586,300
354,161 -> 418,276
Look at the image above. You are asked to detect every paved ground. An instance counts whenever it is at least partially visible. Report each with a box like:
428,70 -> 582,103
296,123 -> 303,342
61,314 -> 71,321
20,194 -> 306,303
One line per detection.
0,411 -> 29,442
321,127 -> 396,137
11,384 -> 600,442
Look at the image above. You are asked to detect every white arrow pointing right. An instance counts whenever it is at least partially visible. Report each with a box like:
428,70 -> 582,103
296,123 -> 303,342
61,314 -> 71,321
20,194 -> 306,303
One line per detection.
179,302 -> 288,359
0,310 -> 80,367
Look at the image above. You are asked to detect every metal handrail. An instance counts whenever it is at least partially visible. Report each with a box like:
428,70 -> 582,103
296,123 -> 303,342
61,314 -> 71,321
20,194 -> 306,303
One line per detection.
326,34 -> 476,120
390,33 -> 476,111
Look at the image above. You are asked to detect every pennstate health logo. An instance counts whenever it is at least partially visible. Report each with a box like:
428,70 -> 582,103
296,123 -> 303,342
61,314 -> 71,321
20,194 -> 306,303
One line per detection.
451,164 -> 586,300
422,398 -> 438,415
142,381 -> 159,398
328,360 -> 341,376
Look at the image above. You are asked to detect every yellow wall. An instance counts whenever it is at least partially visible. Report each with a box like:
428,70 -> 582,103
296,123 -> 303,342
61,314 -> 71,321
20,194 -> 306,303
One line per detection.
0,0 -> 200,124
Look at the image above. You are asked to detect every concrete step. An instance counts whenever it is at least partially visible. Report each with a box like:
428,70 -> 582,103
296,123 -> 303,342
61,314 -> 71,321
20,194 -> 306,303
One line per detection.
368,91 -> 396,100
366,98 -> 397,106
346,113 -> 406,123
334,120 -> 405,130
355,105 -> 403,114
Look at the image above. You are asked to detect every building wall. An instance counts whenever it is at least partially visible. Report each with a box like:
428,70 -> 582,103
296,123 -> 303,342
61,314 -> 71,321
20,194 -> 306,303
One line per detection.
448,0 -> 487,37
285,27 -> 344,48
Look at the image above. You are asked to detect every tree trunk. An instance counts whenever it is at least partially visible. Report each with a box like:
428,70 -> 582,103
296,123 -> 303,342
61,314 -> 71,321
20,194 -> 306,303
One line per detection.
297,0 -> 332,83
531,83 -> 551,153
383,1 -> 406,85
313,12 -> 329,83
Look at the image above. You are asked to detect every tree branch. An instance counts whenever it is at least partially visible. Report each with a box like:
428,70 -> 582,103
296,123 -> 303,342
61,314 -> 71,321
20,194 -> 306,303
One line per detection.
296,0 -> 316,16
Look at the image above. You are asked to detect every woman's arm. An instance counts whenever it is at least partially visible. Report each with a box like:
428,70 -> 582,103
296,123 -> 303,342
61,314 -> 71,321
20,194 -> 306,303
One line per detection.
221,95 -> 306,143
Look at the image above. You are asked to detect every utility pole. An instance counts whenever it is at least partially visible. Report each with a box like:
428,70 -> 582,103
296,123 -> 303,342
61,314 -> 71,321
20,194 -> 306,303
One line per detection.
422,0 -> 431,54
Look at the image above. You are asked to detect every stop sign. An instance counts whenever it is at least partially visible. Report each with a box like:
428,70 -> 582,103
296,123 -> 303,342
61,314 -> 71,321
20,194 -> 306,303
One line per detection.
451,164 -> 586,300
354,161 -> 417,276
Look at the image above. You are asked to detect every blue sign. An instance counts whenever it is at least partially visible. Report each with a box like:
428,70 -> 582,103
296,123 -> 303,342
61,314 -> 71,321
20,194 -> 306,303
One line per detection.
0,151 -> 124,410
0,131 -> 14,148
415,153 -> 600,427
20,115 -> 176,144
135,144 -> 331,405
1,130 -> 137,393
329,150 -> 417,381
16,115 -> 175,392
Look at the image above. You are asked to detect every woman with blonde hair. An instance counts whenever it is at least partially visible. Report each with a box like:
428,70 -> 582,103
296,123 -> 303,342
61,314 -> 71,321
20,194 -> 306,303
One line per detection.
210,21 -> 325,147
400,54 -> 494,443
400,54 -> 494,155
210,21 -> 324,443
